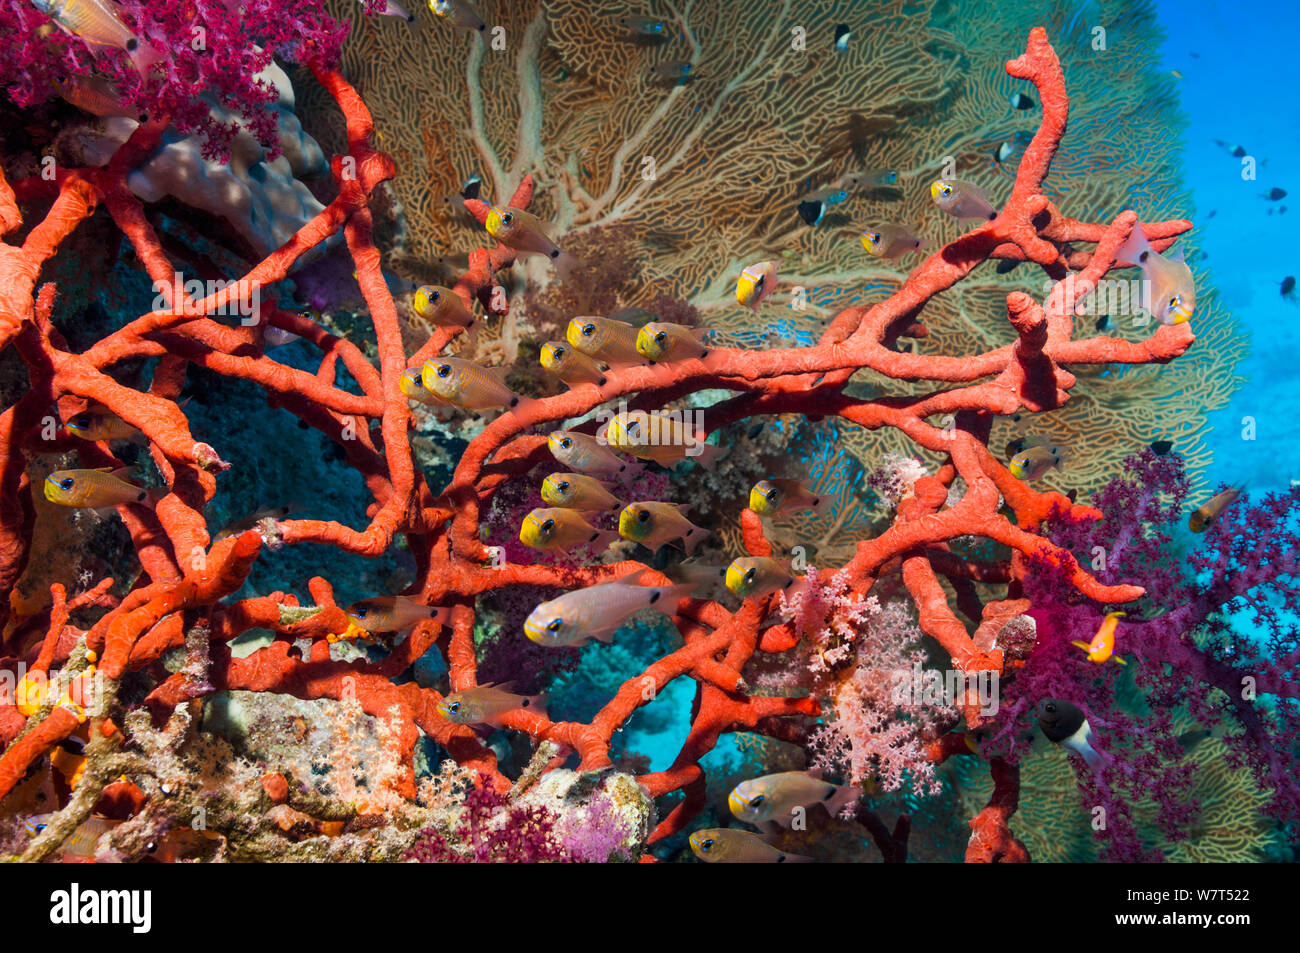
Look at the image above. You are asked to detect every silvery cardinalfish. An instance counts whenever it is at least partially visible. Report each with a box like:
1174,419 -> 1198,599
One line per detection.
566,316 -> 644,366
548,430 -> 643,479
539,342 -> 607,387
1115,222 -> 1196,325
602,411 -> 726,470
485,205 -> 576,277
748,479 -> 821,518
31,0 -> 154,75
729,771 -> 862,830
930,179 -> 998,223
345,596 -> 450,634
541,472 -> 622,513
618,502 -> 709,555
524,569 -> 694,647
431,0 -> 487,36
364,0 -> 415,23
422,357 -> 534,412
1071,611 -> 1127,665
44,468 -> 147,509
437,682 -> 546,726
519,507 -> 619,553
635,322 -> 710,363
689,828 -> 811,863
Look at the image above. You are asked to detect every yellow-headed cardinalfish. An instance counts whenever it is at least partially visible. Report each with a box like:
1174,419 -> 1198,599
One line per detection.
618,502 -> 709,555
520,507 -> 619,553
548,430 -> 643,479
1072,611 -> 1127,665
566,316 -> 644,366
1116,222 -> 1196,325
1189,486 -> 1243,532
725,556 -> 805,601
32,0 -> 154,75
524,569 -> 694,648
635,322 -> 710,363
860,224 -> 927,259
345,596 -> 450,634
437,683 -> 546,726
930,179 -> 998,223
365,0 -> 416,22
64,408 -> 141,443
400,367 -> 453,407
1036,698 -> 1107,773
689,828 -> 811,863
729,771 -> 863,830
1008,436 -> 1066,482
485,205 -> 576,277
431,0 -> 486,35
413,285 -> 475,329
736,261 -> 779,311
539,342 -> 607,387
421,357 -> 534,412
44,468 -> 147,509
749,479 -> 822,518
602,411 -> 726,470
541,472 -> 622,513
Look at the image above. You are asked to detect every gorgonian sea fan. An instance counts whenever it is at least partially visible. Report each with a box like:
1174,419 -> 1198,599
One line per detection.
0,0 -> 350,158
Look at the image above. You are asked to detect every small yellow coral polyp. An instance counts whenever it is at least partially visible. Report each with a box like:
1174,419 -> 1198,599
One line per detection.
327,621 -> 374,644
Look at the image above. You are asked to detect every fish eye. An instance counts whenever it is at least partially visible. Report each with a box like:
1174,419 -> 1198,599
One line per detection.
429,290 -> 440,302
502,212 -> 514,225
866,232 -> 880,244
547,618 -> 562,631
561,437 -> 572,448
581,323 -> 595,336
146,842 -> 157,852
701,838 -> 714,850
354,607 -> 368,618
744,568 -> 757,584
553,346 -> 565,358
447,701 -> 460,712
71,415 -> 91,428
58,477 -> 74,490
541,518 -> 555,533
764,488 -> 779,501
557,481 -> 569,492
750,794 -> 765,806
637,509 -> 651,523
437,364 -> 452,378
654,330 -> 667,343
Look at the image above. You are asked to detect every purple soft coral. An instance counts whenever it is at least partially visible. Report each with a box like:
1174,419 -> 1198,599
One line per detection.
983,450 -> 1300,861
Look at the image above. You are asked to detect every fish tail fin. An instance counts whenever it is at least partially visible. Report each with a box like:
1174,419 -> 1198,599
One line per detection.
523,692 -> 549,718
1112,655 -> 1128,666
682,526 -> 709,556
689,442 -> 726,472
1115,220 -> 1153,268
128,39 -> 163,79
550,249 -> 580,282
505,394 -> 540,419
1071,739 -> 1108,773
1070,640 -> 1092,654
591,529 -> 620,551
825,783 -> 865,819
428,607 -> 452,628
616,459 -> 645,481
654,582 -> 697,611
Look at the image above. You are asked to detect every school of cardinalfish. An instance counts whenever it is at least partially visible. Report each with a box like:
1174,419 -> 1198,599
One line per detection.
20,19 -> 1217,857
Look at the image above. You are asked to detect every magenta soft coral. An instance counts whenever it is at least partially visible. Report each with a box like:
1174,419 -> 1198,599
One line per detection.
985,450 -> 1300,860
0,0 -> 350,158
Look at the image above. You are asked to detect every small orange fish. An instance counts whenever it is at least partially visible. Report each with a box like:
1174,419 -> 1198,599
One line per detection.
1072,611 -> 1127,665
1189,486 -> 1242,532
64,409 -> 141,443
437,682 -> 547,726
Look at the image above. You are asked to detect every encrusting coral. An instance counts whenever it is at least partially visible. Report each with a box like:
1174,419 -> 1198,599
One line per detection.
1,7 -> 1293,864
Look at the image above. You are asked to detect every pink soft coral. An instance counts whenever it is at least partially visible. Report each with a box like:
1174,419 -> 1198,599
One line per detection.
0,0 -> 351,158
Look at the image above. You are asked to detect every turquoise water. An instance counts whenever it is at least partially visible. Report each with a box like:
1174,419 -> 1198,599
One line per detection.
1159,0 -> 1300,492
